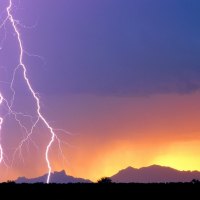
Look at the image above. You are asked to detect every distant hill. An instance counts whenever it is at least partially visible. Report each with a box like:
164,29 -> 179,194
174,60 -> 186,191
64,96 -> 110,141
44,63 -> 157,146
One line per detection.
16,170 -> 92,183
111,165 -> 200,183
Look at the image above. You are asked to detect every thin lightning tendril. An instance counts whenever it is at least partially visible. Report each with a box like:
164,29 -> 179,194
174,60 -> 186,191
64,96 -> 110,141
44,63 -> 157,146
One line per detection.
0,0 -> 68,183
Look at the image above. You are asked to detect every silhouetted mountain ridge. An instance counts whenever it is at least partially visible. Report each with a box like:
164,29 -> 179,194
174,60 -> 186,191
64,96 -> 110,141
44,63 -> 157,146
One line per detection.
111,165 -> 200,183
16,170 -> 92,183
15,165 -> 200,183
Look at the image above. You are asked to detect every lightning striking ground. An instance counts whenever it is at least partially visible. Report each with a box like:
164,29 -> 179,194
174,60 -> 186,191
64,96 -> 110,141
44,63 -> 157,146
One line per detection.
0,0 -> 66,183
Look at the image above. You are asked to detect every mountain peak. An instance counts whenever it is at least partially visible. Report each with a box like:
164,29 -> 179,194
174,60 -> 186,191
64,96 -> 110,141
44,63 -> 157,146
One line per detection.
124,166 -> 136,171
146,164 -> 163,168
111,165 -> 200,183
16,170 -> 92,184
140,165 -> 175,170
53,170 -> 66,176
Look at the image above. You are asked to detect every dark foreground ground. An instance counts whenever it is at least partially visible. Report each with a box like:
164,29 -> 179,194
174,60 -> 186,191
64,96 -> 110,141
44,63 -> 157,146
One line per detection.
1,182 -> 200,199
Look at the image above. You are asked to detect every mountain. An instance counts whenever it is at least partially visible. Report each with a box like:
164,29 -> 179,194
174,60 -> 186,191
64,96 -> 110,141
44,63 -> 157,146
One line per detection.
15,165 -> 200,183
16,170 -> 92,183
111,165 -> 200,183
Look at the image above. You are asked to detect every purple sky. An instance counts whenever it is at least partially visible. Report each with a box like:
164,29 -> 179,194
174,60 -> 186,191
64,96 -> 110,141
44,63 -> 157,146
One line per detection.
6,0 -> 199,97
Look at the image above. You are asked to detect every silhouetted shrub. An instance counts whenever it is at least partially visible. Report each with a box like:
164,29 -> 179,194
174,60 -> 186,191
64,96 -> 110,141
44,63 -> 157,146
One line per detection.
97,177 -> 112,184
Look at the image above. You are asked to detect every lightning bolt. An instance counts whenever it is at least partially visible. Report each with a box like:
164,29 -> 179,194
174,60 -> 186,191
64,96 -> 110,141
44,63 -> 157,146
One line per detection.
0,0 -> 67,183
6,0 -> 55,183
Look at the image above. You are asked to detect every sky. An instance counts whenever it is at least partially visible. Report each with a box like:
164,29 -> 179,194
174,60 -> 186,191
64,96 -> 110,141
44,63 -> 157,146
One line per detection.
0,0 -> 200,181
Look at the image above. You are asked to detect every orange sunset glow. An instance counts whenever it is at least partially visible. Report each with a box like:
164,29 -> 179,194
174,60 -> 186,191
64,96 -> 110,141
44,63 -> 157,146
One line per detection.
42,92 -> 200,181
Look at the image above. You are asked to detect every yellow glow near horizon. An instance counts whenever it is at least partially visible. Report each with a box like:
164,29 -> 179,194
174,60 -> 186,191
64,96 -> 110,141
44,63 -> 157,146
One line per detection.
74,139 -> 200,181
67,139 -> 168,181
153,140 -> 200,171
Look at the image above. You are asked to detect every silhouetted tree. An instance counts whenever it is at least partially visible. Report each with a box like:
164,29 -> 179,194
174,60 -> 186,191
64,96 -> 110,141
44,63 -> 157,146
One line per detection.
97,177 -> 112,184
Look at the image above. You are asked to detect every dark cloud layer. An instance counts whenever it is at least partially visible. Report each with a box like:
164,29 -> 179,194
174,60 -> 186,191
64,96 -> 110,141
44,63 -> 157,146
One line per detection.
18,0 -> 200,96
